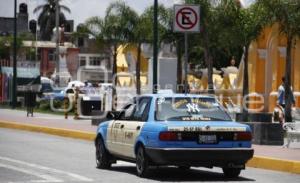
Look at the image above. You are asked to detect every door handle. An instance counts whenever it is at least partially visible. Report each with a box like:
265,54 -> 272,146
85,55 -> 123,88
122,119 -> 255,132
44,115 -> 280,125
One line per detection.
136,126 -> 141,130
120,124 -> 124,129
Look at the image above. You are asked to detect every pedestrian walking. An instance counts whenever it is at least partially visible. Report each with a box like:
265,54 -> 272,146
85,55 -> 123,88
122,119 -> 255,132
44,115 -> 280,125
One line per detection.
277,77 -> 295,108
25,88 -> 36,117
277,77 -> 286,108
276,77 -> 295,123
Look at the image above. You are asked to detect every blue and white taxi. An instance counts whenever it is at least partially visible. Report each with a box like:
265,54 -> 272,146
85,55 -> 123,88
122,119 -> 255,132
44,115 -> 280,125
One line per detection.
95,93 -> 254,178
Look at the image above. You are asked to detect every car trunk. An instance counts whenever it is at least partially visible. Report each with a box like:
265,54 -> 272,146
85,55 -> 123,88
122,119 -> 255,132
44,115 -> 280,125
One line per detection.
158,121 -> 251,148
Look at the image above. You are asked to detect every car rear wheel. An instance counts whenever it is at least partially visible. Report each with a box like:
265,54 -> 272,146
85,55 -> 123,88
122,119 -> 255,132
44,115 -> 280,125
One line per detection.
136,146 -> 149,177
222,168 -> 241,178
96,138 -> 111,169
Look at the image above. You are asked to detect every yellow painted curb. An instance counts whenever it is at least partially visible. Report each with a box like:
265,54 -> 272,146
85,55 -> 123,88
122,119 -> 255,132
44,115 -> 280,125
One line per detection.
0,121 -> 96,141
1,120 -> 300,174
247,156 -> 300,174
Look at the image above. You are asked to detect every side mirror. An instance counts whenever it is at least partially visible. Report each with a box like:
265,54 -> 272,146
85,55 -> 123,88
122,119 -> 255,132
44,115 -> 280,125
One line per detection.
106,111 -> 121,120
106,111 -> 115,120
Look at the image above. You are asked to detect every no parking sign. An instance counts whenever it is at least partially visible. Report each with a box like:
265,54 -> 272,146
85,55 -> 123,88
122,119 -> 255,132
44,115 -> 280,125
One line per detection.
174,5 -> 200,33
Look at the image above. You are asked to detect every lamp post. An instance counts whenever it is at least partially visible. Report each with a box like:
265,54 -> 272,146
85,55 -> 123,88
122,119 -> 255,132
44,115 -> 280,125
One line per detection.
55,0 -> 60,86
12,0 -> 17,108
153,0 -> 158,94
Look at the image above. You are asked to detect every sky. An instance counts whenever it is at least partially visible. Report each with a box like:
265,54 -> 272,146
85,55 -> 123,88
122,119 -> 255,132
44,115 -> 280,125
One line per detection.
0,0 -> 254,28
0,0 -> 181,27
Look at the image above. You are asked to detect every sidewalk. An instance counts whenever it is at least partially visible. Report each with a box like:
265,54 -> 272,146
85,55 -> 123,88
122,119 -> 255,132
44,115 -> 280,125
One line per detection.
0,108 -> 299,173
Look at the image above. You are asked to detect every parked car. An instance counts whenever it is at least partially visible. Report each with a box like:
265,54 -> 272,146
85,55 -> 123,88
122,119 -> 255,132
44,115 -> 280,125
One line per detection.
65,87 -> 103,116
94,92 -> 254,178
40,88 -> 65,102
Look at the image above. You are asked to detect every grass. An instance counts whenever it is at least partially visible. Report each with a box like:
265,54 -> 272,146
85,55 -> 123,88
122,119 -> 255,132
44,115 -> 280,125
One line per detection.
0,103 -> 67,116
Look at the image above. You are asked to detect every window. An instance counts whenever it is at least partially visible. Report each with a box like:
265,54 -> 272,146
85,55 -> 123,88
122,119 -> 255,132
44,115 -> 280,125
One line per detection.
89,56 -> 101,66
133,98 -> 151,121
79,57 -> 86,66
48,50 -> 55,61
155,97 -> 232,121
119,104 -> 136,120
37,48 -> 41,61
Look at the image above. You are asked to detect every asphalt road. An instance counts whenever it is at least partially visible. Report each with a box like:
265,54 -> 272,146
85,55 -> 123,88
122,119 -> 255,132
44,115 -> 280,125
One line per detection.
0,128 -> 300,183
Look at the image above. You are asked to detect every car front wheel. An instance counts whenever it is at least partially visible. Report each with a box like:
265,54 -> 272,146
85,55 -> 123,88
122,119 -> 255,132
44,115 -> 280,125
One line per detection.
222,168 -> 241,178
95,138 -> 111,169
136,146 -> 149,177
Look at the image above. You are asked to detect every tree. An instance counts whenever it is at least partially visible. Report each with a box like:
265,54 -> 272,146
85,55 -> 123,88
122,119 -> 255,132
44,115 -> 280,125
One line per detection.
34,0 -> 70,41
216,1 -> 266,121
0,35 -> 24,59
158,7 -> 185,92
104,1 -> 138,109
132,5 -> 170,94
132,13 -> 152,95
84,1 -> 138,110
258,0 -> 300,122
184,0 -> 217,94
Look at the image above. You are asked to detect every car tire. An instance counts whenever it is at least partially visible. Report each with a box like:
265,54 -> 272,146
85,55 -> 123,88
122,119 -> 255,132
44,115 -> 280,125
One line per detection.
136,146 -> 150,177
222,168 -> 241,178
95,138 -> 111,169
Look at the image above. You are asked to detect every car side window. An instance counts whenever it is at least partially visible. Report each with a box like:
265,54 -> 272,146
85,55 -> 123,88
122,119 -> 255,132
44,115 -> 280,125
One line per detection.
133,98 -> 151,121
119,104 -> 136,120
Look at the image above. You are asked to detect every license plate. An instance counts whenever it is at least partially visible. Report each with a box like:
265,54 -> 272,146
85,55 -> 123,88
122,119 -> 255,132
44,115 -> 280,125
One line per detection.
198,135 -> 217,144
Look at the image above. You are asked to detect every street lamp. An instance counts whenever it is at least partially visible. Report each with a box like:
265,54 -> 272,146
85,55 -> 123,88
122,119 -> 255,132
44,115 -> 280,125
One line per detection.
153,0 -> 158,94
12,0 -> 17,108
55,0 -> 60,86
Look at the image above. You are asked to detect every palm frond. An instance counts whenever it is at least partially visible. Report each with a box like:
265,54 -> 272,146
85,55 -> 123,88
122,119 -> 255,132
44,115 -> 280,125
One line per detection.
33,4 -> 47,13
60,5 -> 71,13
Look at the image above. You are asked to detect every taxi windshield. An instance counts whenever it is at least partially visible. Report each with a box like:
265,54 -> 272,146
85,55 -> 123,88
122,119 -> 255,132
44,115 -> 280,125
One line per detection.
155,97 -> 232,121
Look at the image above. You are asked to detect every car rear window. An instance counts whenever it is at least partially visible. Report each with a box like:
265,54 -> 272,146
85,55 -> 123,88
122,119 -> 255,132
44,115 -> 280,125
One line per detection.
155,97 -> 232,121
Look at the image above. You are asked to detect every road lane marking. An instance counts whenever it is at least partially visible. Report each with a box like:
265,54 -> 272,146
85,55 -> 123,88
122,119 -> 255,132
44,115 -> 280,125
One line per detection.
0,162 -> 62,183
0,156 -> 93,182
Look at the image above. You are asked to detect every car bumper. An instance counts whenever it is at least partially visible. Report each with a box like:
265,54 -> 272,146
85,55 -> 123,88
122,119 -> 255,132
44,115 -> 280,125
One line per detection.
145,147 -> 254,167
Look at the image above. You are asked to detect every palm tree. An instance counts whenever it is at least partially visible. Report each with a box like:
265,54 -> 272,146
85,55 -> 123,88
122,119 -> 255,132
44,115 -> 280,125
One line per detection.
257,0 -> 300,122
185,0 -> 216,94
236,3 -> 266,121
104,1 -> 138,109
132,13 -> 152,95
133,5 -> 170,95
84,1 -> 138,110
158,7 -> 185,93
34,0 -> 70,41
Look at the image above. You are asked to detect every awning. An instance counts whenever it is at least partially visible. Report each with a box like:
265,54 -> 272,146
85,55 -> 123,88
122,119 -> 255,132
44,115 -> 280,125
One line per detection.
1,67 -> 39,78
0,67 -> 40,86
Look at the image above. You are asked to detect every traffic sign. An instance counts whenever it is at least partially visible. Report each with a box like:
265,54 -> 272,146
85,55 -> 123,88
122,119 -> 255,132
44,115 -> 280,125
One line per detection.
173,5 -> 200,33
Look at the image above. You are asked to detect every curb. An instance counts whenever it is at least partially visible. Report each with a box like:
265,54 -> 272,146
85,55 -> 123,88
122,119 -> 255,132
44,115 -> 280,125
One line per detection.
0,121 -> 96,141
246,156 -> 300,174
0,120 -> 299,174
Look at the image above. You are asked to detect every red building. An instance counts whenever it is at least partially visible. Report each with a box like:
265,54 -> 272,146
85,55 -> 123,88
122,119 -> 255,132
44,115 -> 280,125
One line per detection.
22,41 -> 79,79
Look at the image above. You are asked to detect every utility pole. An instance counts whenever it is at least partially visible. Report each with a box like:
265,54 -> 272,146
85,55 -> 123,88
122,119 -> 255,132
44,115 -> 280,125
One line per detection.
12,0 -> 17,108
184,33 -> 188,94
55,0 -> 60,86
153,0 -> 158,94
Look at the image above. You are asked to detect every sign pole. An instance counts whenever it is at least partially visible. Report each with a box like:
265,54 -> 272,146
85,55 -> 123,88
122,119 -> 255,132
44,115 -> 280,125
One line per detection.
184,33 -> 188,94
173,5 -> 200,94
153,0 -> 158,94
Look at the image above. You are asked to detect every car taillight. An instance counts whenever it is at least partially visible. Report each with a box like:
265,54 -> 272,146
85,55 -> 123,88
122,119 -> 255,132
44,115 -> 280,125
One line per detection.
234,132 -> 252,141
159,132 -> 178,141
